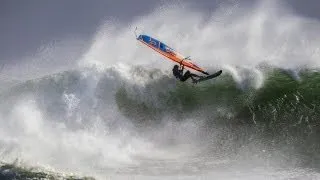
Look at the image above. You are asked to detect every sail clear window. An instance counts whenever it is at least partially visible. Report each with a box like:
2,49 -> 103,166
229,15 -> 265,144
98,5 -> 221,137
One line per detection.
160,43 -> 165,50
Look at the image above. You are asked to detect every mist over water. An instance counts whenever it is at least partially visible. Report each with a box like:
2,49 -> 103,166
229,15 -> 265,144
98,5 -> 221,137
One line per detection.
1,0 -> 320,179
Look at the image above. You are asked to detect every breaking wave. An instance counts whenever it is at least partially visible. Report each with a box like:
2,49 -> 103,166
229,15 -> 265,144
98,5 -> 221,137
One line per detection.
1,0 -> 320,179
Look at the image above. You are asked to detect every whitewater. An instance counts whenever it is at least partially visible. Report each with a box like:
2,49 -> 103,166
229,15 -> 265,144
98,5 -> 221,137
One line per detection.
1,0 -> 320,179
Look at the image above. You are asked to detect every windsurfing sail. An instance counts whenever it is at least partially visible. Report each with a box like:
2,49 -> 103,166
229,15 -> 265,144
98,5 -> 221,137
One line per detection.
136,34 -> 209,75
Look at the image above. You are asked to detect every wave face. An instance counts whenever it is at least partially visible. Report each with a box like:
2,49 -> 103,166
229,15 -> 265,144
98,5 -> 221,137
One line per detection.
1,0 -> 320,179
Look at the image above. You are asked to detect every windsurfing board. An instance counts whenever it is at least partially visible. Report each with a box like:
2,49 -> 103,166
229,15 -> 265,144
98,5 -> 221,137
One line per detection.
193,70 -> 222,83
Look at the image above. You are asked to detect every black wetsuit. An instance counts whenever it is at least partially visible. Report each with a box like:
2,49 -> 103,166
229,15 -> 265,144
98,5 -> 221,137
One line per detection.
172,65 -> 201,82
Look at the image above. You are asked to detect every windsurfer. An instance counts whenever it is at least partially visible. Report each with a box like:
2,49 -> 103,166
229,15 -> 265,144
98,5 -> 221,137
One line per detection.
172,64 -> 202,83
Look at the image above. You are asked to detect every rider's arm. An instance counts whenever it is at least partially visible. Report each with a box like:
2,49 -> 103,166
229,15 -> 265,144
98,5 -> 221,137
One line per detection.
179,64 -> 184,71
178,65 -> 184,75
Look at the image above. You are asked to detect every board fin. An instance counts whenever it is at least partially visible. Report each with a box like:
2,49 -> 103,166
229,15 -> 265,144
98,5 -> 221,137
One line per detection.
193,70 -> 222,84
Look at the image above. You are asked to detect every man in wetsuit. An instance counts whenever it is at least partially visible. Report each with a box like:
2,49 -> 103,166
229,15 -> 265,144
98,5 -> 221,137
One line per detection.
172,64 -> 202,83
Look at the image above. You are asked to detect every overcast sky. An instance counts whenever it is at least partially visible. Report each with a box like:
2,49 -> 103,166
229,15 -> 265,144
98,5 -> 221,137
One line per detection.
1,0 -> 320,64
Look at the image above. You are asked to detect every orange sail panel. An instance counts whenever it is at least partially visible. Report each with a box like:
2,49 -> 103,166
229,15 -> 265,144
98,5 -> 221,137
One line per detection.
136,34 -> 209,75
